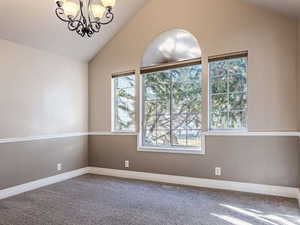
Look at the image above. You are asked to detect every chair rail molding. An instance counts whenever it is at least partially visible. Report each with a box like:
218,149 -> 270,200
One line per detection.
0,132 -> 89,144
0,131 -> 298,144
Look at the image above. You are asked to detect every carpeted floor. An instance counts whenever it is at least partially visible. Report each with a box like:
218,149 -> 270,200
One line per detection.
0,175 -> 299,225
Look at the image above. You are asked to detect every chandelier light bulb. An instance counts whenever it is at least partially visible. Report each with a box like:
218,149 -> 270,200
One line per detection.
101,0 -> 116,8
63,1 -> 80,17
90,4 -> 106,19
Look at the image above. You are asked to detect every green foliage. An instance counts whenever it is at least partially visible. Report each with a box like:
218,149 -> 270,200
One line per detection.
114,76 -> 135,131
143,65 -> 202,147
210,57 -> 248,129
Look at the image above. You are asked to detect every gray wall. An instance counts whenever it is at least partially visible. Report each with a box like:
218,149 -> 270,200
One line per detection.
0,136 -> 88,189
89,135 -> 300,187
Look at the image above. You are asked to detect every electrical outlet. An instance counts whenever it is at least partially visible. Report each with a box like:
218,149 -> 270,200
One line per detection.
57,163 -> 62,171
215,167 -> 221,176
125,160 -> 130,168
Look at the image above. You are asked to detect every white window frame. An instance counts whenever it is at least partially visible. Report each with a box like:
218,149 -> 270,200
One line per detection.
137,60 -> 205,155
111,71 -> 137,133
208,52 -> 248,132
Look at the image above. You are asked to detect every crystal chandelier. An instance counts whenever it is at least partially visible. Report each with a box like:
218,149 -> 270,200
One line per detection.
55,0 -> 116,37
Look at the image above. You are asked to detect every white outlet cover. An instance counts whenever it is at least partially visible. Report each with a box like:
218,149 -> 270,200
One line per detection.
57,164 -> 62,171
125,160 -> 129,168
215,167 -> 221,176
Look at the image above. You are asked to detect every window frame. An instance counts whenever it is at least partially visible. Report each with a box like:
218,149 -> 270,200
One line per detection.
111,71 -> 137,133
208,52 -> 248,131
138,59 -> 205,155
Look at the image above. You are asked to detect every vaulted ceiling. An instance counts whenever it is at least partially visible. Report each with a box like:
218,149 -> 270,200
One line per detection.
0,0 -> 299,62
0,0 -> 148,62
242,0 -> 300,18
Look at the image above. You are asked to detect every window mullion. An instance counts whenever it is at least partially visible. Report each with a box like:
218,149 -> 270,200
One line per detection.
114,80 -> 118,131
227,73 -> 230,129
170,72 -> 173,147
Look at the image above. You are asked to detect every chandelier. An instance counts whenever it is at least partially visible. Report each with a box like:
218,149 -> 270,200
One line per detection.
55,0 -> 116,37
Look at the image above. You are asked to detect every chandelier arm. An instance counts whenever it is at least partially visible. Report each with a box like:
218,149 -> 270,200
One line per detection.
68,19 -> 84,31
89,21 -> 102,33
55,8 -> 71,23
98,8 -> 114,25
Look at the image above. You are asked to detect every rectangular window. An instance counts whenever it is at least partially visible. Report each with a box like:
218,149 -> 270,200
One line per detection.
112,72 -> 136,132
140,61 -> 204,153
209,52 -> 248,130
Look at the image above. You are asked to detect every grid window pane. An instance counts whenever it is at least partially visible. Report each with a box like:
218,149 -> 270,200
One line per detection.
156,130 -> 171,146
229,75 -> 247,92
172,130 -> 187,146
209,56 -> 248,130
113,74 -> 135,132
228,111 -> 247,129
229,93 -> 247,111
187,130 -> 202,146
142,64 -> 202,149
211,112 -> 228,129
144,129 -> 156,146
212,94 -> 228,112
211,76 -> 227,94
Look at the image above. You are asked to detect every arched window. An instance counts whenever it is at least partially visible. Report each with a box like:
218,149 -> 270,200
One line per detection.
142,29 -> 201,67
139,29 -> 205,154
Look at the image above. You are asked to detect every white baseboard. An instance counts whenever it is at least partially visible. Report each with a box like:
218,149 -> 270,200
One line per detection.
0,168 -> 89,200
1,167 -> 299,208
89,167 -> 299,200
298,189 -> 300,206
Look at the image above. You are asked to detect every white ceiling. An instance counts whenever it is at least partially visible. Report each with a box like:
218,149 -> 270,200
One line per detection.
0,0 -> 148,62
242,0 -> 300,18
0,0 -> 299,62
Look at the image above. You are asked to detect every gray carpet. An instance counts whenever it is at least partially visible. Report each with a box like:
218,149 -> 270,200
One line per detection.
0,175 -> 299,225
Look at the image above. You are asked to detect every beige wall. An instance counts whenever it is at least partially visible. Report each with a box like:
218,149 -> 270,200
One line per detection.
0,39 -> 88,138
298,21 -> 300,130
89,0 -> 298,132
89,135 -> 300,187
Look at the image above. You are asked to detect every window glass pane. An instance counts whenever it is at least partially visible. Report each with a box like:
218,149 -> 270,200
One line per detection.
209,61 -> 228,77
157,100 -> 170,114
209,56 -> 248,130
228,111 -> 247,129
113,74 -> 135,132
156,130 -> 171,146
142,64 -> 202,150
187,130 -> 202,146
229,93 -> 247,111
211,112 -> 228,129
229,75 -> 247,93
172,113 -> 187,130
227,58 -> 247,76
211,94 -> 228,112
144,101 -> 156,116
144,114 -> 156,130
157,114 -> 170,129
211,76 -> 227,94
116,76 -> 135,89
144,129 -> 156,146
172,130 -> 187,146
115,100 -> 135,130
186,113 -> 201,129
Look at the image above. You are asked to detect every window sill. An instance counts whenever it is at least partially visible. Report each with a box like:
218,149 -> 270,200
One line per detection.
138,146 -> 205,155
